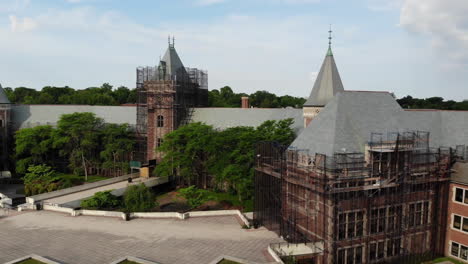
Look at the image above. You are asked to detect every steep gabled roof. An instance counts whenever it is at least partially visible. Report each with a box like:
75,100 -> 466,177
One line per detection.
291,91 -> 407,155
303,47 -> 344,107
0,84 -> 11,104
159,44 -> 187,79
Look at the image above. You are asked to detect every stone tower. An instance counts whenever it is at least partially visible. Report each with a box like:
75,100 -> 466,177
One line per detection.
303,31 -> 344,127
0,84 -> 11,171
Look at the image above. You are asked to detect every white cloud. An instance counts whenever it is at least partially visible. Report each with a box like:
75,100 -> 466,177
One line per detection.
9,15 -> 37,32
399,0 -> 468,66
196,0 -> 227,6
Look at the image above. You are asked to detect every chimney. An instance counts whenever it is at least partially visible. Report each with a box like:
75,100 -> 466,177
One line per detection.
241,96 -> 249,109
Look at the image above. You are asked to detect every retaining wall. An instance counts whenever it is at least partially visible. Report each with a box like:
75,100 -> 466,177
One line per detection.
26,173 -> 139,204
37,204 -> 251,227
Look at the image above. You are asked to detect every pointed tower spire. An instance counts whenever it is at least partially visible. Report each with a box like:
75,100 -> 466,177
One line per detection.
159,36 -> 187,80
303,28 -> 344,107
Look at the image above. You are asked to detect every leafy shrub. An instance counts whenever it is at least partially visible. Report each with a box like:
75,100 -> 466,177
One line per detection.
22,165 -> 61,196
178,186 -> 212,209
80,190 -> 121,210
123,184 -> 156,213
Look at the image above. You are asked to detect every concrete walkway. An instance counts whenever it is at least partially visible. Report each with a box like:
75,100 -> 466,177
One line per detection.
44,178 -> 143,205
0,210 -> 282,264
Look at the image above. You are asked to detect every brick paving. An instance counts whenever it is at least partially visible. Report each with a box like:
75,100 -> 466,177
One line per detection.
0,210 -> 282,264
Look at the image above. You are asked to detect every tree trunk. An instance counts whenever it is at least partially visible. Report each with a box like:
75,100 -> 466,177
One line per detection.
81,152 -> 88,182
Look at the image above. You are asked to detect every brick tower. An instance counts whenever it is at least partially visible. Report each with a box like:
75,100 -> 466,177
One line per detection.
136,38 -> 208,163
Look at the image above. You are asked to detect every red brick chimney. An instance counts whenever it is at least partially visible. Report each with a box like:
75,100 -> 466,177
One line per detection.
241,96 -> 249,109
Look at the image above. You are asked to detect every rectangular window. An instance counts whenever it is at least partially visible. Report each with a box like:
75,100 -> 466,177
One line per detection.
454,215 -> 462,230
461,245 -> 468,261
338,211 -> 364,240
463,217 -> 468,232
409,204 -> 415,227
452,242 -> 460,257
455,188 -> 464,203
355,246 -> 362,264
408,201 -> 429,228
369,243 -> 376,261
465,190 -> 468,204
370,207 -> 387,234
337,249 -> 345,264
377,241 -> 385,259
346,247 -> 354,264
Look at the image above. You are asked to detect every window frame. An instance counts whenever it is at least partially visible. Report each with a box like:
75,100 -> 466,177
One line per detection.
453,187 -> 468,205
451,241 -> 468,261
156,115 -> 164,128
452,214 -> 468,234
337,210 -> 364,240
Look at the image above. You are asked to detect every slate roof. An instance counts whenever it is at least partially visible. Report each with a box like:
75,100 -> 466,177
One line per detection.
190,107 -> 304,134
11,105 -> 136,129
291,91 -> 468,156
160,44 -> 187,79
304,47 -> 344,107
0,84 -> 11,104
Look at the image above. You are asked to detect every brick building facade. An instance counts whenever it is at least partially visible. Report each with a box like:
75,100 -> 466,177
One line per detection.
446,162 -> 468,263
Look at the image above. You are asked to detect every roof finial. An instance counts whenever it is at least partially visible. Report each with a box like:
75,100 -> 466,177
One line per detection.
168,35 -> 171,47
172,36 -> 175,47
327,25 -> 333,56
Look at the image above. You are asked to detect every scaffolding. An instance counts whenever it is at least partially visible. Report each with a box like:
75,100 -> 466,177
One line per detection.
135,66 -> 208,163
254,131 -> 458,263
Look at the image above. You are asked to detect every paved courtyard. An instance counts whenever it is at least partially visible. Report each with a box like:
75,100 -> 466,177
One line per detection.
0,210 -> 282,264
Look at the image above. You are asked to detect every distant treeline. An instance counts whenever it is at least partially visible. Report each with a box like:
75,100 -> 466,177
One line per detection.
3,83 -> 136,105
209,86 -> 307,108
397,96 -> 468,110
4,84 -> 467,110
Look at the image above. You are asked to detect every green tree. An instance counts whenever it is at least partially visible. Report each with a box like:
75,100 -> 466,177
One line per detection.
15,125 -> 55,174
156,119 -> 296,202
53,112 -> 104,178
22,165 -> 61,195
155,122 -> 215,186
123,184 -> 156,212
100,124 -> 134,175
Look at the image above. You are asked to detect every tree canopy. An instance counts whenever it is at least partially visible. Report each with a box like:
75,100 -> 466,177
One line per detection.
15,112 -> 135,177
155,119 -> 296,201
4,83 -> 136,105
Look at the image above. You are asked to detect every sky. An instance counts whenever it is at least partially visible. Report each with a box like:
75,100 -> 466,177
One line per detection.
0,0 -> 467,100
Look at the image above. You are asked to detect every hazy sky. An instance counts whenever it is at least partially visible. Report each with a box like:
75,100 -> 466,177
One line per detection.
0,0 -> 467,100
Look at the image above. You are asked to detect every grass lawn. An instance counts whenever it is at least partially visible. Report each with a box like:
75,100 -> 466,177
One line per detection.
426,257 -> 465,264
218,260 -> 242,264
15,259 -> 46,264
58,174 -> 109,184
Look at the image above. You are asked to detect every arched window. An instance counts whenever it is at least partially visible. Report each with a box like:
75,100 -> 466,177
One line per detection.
157,115 -> 164,127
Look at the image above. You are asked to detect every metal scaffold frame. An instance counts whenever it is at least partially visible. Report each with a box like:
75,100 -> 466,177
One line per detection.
254,131 -> 462,264
135,66 -> 208,164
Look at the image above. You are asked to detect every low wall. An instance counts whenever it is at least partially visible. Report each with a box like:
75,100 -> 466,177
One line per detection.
59,177 -> 170,209
26,173 -> 139,204
40,204 -> 250,227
